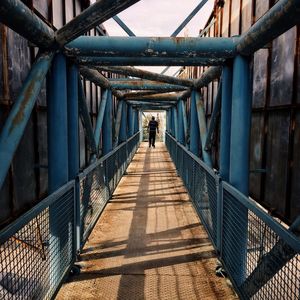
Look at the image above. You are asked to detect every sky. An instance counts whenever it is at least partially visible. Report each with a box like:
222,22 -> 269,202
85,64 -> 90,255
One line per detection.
100,0 -> 214,75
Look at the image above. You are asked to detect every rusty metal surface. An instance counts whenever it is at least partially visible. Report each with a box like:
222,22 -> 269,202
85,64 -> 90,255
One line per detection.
56,143 -> 237,300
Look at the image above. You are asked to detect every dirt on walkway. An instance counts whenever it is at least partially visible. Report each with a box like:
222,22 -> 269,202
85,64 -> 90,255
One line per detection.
56,142 -> 237,300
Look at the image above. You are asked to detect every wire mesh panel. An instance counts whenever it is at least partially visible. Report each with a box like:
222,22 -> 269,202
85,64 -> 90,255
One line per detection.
222,182 -> 300,300
79,132 -> 140,247
165,132 -> 219,248
0,182 -> 75,300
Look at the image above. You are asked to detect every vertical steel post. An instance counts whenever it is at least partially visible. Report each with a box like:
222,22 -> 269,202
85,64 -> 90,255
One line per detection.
134,109 -> 139,133
172,106 -> 178,140
220,64 -> 233,181
189,90 -> 200,156
195,91 -> 213,167
67,64 -> 80,253
177,99 -> 185,144
181,100 -> 188,145
229,55 -> 251,286
47,53 -> 68,284
127,105 -> 134,137
114,100 -> 123,147
119,101 -> 128,142
102,89 -> 113,155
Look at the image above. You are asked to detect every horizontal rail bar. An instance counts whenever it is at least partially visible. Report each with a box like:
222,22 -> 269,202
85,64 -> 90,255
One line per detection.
66,36 -> 237,58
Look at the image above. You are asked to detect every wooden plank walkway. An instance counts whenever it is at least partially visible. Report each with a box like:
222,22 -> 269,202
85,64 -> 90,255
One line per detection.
56,142 -> 236,300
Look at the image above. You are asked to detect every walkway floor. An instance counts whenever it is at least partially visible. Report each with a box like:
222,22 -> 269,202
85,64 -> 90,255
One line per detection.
56,142 -> 237,300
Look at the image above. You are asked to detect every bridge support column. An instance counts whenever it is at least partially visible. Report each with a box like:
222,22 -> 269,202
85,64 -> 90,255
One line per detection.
119,101 -> 128,142
189,90 -> 200,156
177,99 -> 185,144
102,89 -> 113,155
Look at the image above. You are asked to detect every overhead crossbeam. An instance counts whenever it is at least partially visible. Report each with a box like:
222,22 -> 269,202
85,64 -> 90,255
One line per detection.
56,0 -> 141,46
125,91 -> 189,101
78,56 -> 226,66
97,66 -> 194,87
66,36 -> 237,59
109,79 -> 187,91
122,90 -> 183,98
79,67 -> 124,98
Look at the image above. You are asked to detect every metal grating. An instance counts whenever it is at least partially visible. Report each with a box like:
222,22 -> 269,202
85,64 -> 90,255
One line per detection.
0,182 -> 75,300
79,132 -> 140,247
222,183 -> 300,300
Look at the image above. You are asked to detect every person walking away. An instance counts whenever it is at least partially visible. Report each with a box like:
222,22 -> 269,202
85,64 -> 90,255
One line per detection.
147,116 -> 159,148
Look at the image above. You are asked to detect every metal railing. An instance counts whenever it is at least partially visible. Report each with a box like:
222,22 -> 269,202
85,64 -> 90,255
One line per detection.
166,132 -> 300,300
0,132 -> 140,299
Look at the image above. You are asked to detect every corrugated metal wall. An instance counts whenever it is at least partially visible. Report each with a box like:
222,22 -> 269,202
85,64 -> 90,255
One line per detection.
0,0 -> 122,228
183,0 -> 300,224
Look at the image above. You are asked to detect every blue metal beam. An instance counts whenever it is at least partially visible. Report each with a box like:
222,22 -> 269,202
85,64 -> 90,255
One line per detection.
128,105 -> 134,137
181,100 -> 188,144
67,64 -> 79,180
113,15 -> 136,36
56,0 -> 141,46
194,66 -> 222,89
114,100 -> 124,146
204,81 -> 222,151
110,80 -> 187,91
237,0 -> 300,55
94,89 -> 108,150
125,92 -> 187,101
172,107 -> 178,140
66,36 -> 237,59
78,56 -> 226,67
194,91 -> 212,167
220,64 -> 233,181
0,0 -> 54,48
97,66 -> 194,87
229,55 -> 252,286
177,100 -> 185,144
119,101 -> 128,142
102,90 -> 113,155
172,0 -> 210,36
0,51 -> 54,190
78,79 -> 97,155
189,90 -> 200,155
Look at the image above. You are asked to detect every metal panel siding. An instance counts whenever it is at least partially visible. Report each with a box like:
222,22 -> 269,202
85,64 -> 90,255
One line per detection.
241,0 -> 252,33
52,0 -> 64,29
249,113 -> 264,200
270,27 -> 297,106
255,0 -> 269,19
252,49 -> 268,108
264,112 -> 290,216
290,112 -> 300,222
230,0 -> 240,35
222,0 -> 230,37
65,0 -> 74,22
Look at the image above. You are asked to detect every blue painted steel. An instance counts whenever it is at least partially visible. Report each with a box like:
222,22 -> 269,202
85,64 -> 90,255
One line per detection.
47,53 -> 69,286
172,107 -> 178,140
0,0 -> 54,48
78,79 -> 97,154
171,0 -> 210,36
237,0 -> 300,55
177,100 -> 185,144
114,100 -> 124,146
67,64 -> 79,180
78,56 -> 226,67
102,90 -> 113,155
48,53 -> 69,191
67,36 -> 237,58
113,15 -> 136,36
94,89 -> 108,149
119,101 -> 128,142
0,51 -> 54,190
229,55 -> 251,286
97,66 -> 194,87
204,81 -> 222,151
127,105 -> 134,137
134,109 -> 139,133
181,100 -> 188,144
220,65 -> 233,181
56,0 -> 141,46
110,80 -> 187,91
195,91 -> 212,167
189,90 -> 200,156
